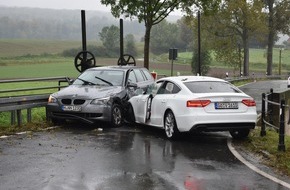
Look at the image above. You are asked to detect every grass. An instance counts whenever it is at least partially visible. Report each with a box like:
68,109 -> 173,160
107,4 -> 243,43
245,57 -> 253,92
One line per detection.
235,128 -> 290,177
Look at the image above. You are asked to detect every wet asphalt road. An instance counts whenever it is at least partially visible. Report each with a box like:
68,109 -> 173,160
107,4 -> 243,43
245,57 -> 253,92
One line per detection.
0,80 -> 289,190
239,79 -> 288,113
0,125 -> 289,190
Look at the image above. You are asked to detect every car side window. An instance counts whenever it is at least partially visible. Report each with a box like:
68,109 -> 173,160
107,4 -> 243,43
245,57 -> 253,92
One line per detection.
134,69 -> 145,82
141,69 -> 154,81
128,70 -> 137,84
157,81 -> 180,94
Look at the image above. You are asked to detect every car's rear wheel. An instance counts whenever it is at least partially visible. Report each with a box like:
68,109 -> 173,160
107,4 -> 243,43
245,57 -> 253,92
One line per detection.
112,104 -> 123,127
230,129 -> 250,139
164,110 -> 180,140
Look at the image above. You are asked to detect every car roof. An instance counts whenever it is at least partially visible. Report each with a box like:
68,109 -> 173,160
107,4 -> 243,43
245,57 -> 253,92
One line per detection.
86,65 -> 145,72
158,76 -> 226,84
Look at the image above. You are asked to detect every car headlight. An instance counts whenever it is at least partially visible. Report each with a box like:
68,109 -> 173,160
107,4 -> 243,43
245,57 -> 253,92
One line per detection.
48,95 -> 57,103
91,97 -> 110,105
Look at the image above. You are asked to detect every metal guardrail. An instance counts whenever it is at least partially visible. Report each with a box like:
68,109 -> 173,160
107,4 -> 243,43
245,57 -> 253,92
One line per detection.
261,88 -> 286,152
0,77 -> 71,126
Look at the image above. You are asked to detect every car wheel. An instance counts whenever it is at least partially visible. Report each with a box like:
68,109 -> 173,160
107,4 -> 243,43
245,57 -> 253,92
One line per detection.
145,96 -> 152,122
112,104 -> 123,127
230,129 -> 250,140
164,111 -> 180,140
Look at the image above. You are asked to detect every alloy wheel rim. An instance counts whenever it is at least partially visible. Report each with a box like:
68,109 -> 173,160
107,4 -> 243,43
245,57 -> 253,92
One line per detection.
165,113 -> 174,137
113,107 -> 121,125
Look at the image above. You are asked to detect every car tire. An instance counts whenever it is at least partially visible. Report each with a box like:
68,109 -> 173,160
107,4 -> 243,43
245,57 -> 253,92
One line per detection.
111,104 -> 123,127
230,129 -> 250,140
164,110 -> 180,140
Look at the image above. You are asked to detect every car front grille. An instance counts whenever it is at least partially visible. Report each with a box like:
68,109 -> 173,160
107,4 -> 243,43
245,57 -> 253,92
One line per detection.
61,99 -> 86,105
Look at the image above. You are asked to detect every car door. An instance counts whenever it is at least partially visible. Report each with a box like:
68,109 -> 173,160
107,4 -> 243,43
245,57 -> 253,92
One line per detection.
134,94 -> 151,124
150,81 -> 176,127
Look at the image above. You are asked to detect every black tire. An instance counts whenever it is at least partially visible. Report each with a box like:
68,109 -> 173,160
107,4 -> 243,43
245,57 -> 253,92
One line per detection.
230,129 -> 250,140
111,104 -> 123,127
164,110 -> 180,140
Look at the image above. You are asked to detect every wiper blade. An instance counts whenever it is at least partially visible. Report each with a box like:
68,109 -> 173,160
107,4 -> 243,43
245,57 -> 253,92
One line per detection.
95,76 -> 113,86
77,78 -> 96,85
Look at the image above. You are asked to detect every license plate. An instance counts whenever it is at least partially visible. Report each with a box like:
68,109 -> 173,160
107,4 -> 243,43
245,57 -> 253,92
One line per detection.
215,102 -> 238,109
62,105 -> 81,111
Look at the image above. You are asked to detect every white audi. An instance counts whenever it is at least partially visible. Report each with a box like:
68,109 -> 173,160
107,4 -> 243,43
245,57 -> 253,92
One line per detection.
128,76 -> 257,140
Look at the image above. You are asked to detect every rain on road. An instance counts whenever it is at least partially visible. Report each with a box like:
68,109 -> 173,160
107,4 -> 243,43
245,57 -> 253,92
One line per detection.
0,124 -> 288,190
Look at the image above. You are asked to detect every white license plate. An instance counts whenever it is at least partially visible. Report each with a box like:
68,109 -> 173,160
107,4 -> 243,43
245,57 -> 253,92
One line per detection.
62,105 -> 81,111
215,102 -> 238,109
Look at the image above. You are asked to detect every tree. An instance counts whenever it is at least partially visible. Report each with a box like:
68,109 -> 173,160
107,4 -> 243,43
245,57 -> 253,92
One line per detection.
150,20 -> 178,54
191,47 -> 211,75
100,0 -> 220,69
264,0 -> 290,75
125,34 -> 138,57
99,25 -> 120,56
190,0 -> 267,76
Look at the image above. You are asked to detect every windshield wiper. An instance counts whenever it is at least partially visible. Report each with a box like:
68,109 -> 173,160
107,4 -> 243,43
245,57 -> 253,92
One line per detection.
95,76 -> 113,86
77,78 -> 96,85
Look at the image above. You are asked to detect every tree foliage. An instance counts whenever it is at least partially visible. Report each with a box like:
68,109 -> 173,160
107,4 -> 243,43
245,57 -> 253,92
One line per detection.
100,0 -> 220,69
265,0 -> 290,75
187,0 -> 267,76
125,34 -> 138,57
99,25 -> 120,56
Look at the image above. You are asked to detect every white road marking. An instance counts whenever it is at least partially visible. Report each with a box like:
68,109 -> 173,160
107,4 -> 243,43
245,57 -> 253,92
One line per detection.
228,138 -> 290,189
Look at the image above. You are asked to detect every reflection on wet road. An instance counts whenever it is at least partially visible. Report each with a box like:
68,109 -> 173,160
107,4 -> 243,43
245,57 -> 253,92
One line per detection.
0,124 -> 288,190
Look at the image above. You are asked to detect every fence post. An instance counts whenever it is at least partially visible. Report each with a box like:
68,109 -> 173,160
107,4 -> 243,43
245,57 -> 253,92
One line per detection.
269,88 -> 274,124
10,110 -> 16,125
27,108 -> 32,123
16,109 -> 22,127
278,99 -> 286,152
261,93 -> 266,136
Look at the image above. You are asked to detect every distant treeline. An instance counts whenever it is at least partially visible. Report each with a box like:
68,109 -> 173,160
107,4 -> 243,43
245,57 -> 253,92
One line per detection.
0,7 -> 150,40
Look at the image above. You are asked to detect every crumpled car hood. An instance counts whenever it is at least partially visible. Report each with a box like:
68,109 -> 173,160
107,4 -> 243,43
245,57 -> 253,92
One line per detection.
51,85 -> 124,99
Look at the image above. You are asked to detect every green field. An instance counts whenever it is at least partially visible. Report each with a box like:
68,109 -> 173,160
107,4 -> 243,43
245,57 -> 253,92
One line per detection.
1,39 -> 290,78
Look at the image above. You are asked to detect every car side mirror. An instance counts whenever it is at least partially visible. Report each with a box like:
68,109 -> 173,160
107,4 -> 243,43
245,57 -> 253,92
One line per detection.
69,79 -> 74,85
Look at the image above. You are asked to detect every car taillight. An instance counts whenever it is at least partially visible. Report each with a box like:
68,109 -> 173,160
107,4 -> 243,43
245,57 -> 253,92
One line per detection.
242,99 -> 256,107
187,100 -> 211,107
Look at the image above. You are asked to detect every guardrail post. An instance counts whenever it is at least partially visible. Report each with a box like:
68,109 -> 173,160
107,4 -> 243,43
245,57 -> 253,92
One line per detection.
10,110 -> 16,125
261,93 -> 266,136
16,109 -> 22,127
278,99 -> 286,152
27,108 -> 32,123
269,88 -> 274,124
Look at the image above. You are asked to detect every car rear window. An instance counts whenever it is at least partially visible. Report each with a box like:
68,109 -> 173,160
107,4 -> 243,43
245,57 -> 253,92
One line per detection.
184,81 -> 241,93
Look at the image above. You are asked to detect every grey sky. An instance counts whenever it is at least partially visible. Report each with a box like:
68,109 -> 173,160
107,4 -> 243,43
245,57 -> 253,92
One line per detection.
0,0 -> 110,11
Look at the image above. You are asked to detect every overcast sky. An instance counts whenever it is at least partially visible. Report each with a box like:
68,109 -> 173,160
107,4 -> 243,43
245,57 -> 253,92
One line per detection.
0,0 -> 111,11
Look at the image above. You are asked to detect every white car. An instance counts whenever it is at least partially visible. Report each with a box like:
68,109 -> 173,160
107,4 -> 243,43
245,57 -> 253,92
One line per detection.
128,76 -> 257,140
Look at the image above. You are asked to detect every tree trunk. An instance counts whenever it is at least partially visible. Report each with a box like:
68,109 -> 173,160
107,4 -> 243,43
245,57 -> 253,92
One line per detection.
267,0 -> 274,76
143,25 -> 152,69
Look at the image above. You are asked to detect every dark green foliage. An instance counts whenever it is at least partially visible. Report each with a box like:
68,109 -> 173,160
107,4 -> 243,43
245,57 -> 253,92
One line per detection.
191,47 -> 211,76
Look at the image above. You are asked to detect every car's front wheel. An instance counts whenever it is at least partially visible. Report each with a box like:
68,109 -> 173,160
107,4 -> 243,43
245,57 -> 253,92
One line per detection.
164,110 -> 180,140
111,104 -> 123,127
230,129 -> 250,139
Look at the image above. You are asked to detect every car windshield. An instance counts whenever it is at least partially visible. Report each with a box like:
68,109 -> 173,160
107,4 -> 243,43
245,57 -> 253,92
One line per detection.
184,81 -> 241,93
73,70 -> 124,86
